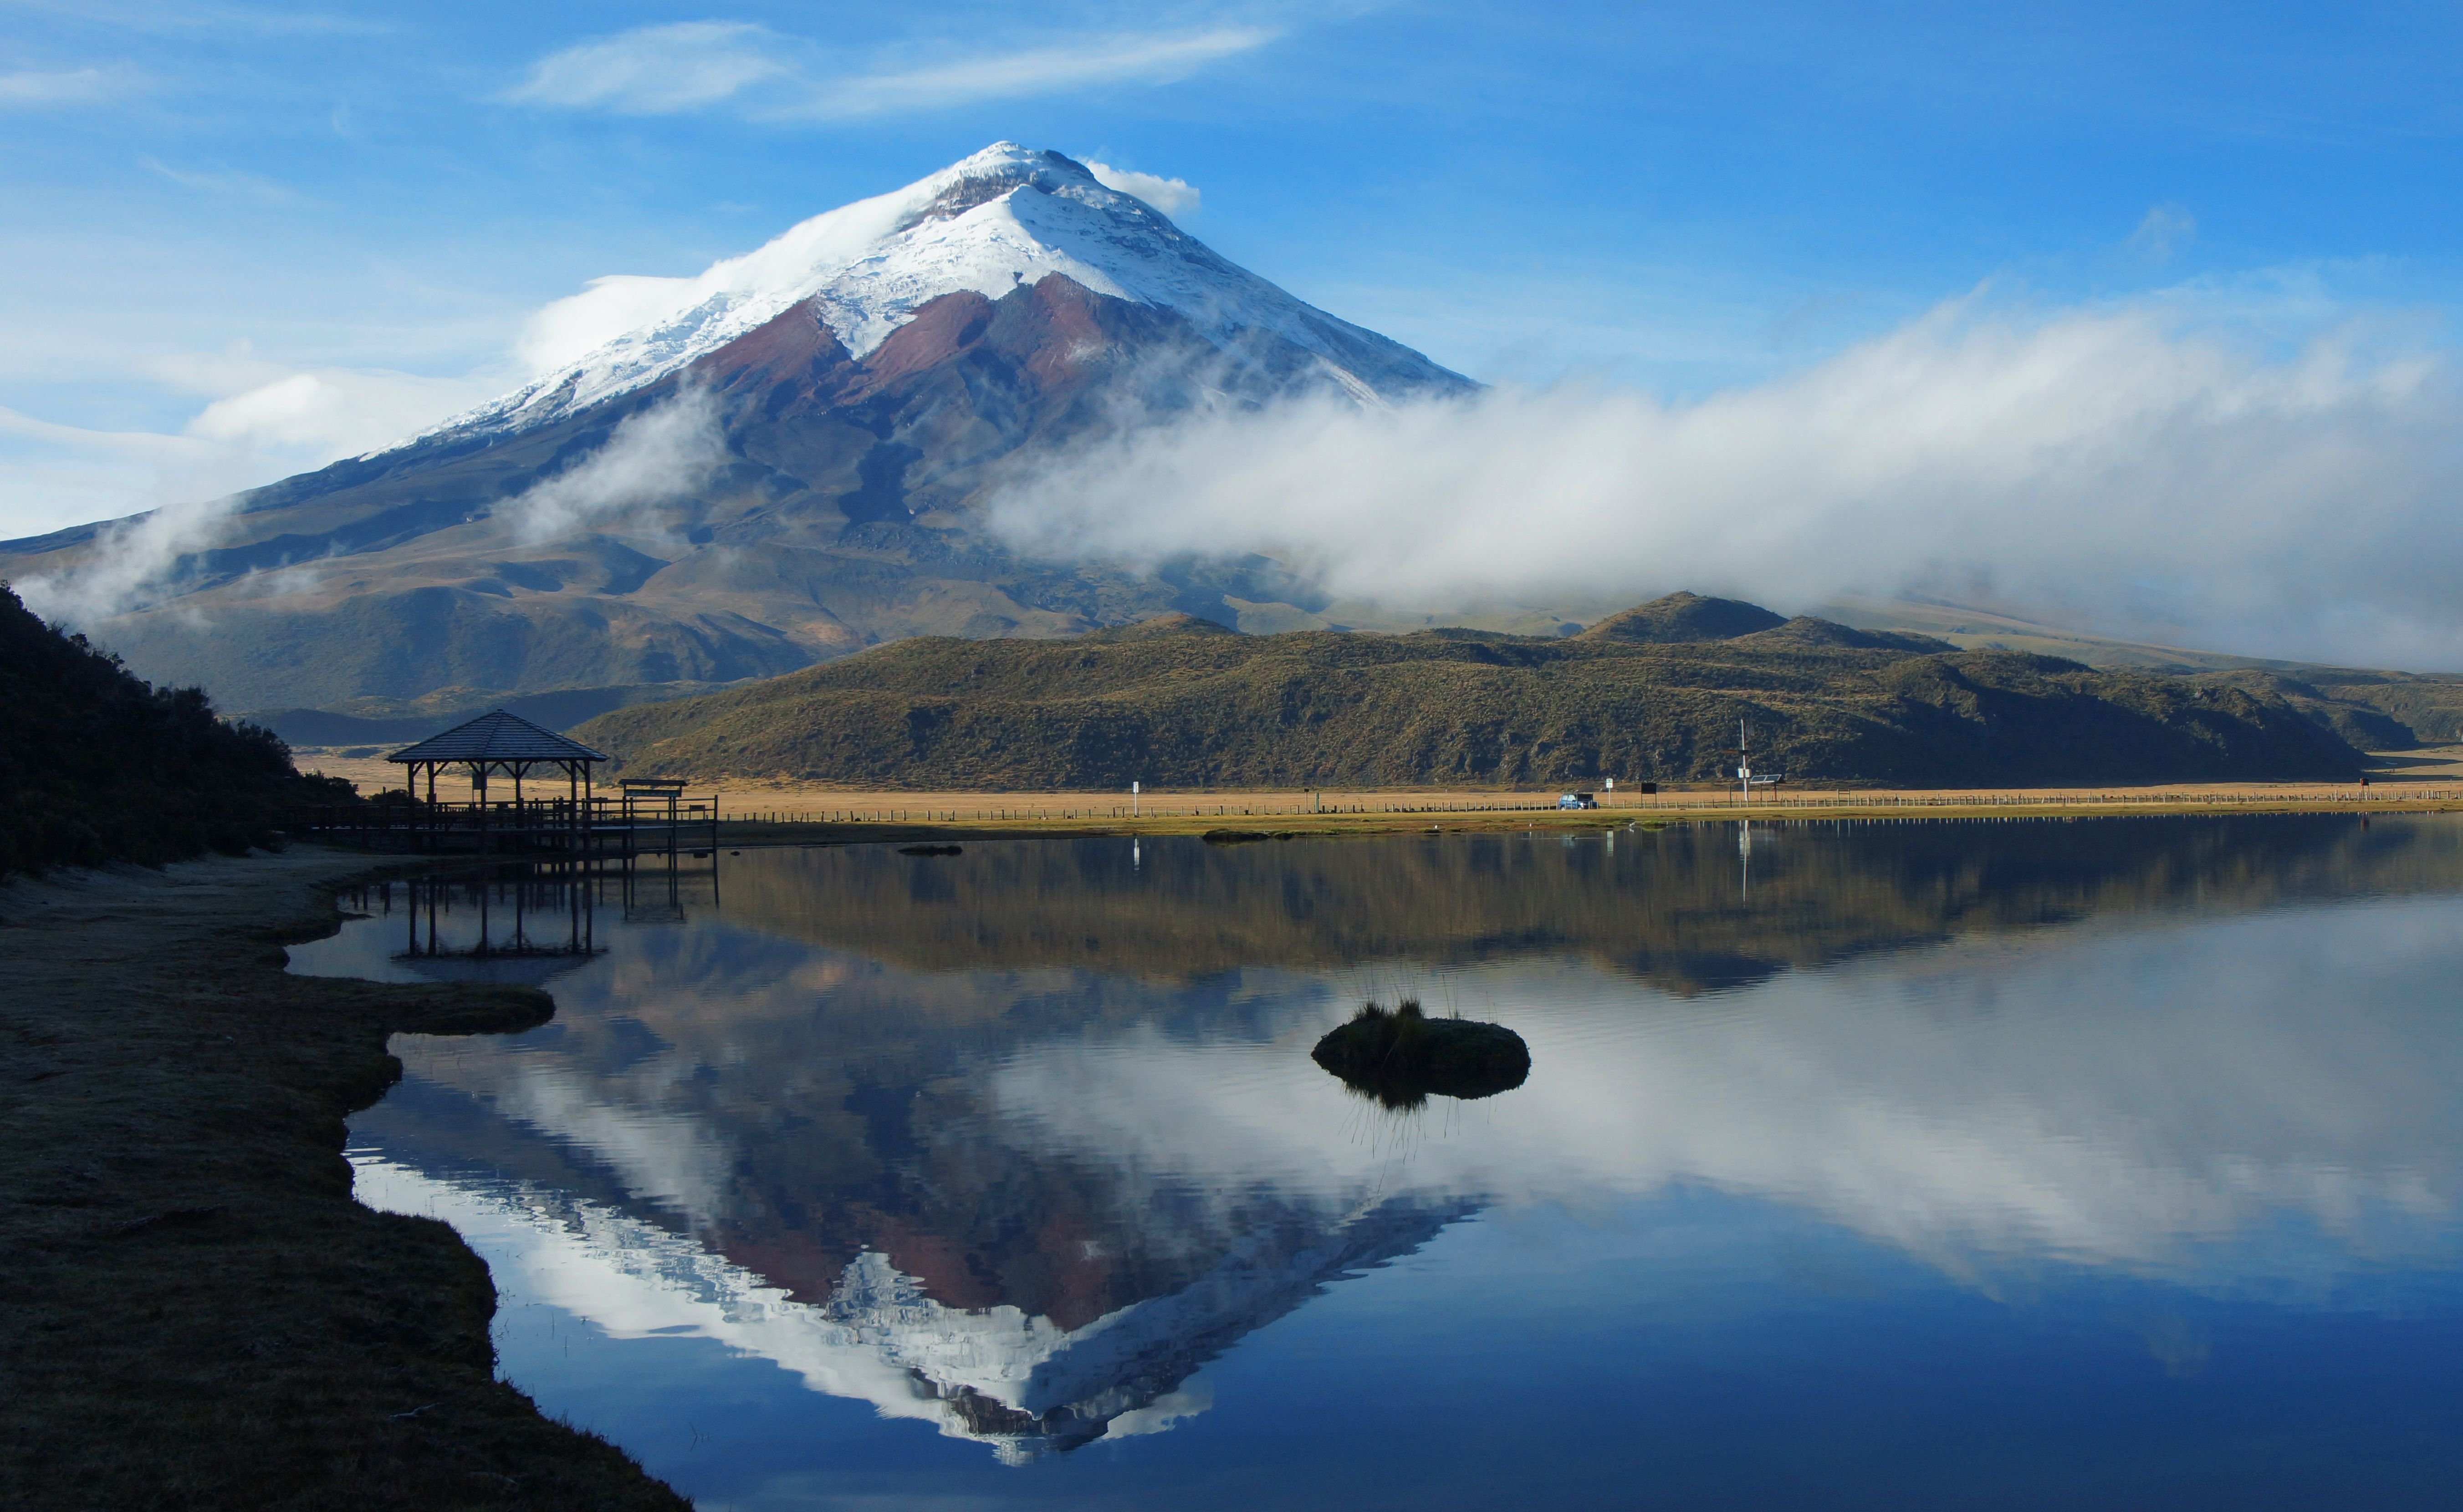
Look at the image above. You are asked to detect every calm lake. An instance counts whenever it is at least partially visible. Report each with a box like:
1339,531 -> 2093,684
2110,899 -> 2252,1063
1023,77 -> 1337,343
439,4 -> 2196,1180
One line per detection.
290,816 -> 2463,1510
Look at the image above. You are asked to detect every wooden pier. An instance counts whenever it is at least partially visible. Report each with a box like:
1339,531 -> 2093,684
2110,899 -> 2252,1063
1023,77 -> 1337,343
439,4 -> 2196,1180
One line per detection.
286,788 -> 719,857
286,707 -> 718,856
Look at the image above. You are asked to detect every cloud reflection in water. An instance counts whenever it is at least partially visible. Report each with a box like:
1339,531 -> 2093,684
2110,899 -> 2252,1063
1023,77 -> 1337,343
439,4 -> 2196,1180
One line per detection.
297,816 -> 2463,1489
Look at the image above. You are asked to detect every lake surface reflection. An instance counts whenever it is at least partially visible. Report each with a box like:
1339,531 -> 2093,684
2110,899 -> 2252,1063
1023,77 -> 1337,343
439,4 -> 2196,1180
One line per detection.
296,816 -> 2463,1510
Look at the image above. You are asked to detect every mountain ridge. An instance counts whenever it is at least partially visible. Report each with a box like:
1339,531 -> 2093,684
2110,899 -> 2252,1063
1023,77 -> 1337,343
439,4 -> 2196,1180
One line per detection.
571,593 -> 2366,788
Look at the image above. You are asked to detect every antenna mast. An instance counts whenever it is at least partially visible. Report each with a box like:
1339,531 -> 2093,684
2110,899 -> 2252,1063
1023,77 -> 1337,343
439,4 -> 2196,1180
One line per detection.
1732,717 -> 1785,805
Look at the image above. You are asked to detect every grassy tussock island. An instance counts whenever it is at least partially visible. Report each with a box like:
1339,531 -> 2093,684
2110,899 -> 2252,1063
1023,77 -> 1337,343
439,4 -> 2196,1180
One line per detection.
575,595 -> 2363,790
0,850 -> 688,1511
1311,1000 -> 1531,1108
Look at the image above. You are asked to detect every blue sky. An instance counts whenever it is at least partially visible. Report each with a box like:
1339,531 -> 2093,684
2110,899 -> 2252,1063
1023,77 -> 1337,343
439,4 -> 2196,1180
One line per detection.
4,0 -> 2460,542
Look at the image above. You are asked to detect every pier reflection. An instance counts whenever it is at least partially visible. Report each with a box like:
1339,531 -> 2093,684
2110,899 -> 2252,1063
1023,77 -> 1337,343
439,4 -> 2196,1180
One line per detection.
321,853 -> 719,986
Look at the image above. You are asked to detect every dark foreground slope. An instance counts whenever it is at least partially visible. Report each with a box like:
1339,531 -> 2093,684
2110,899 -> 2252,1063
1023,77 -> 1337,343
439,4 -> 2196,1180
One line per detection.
0,583 -> 347,875
0,853 -> 688,1512
577,600 -> 2364,788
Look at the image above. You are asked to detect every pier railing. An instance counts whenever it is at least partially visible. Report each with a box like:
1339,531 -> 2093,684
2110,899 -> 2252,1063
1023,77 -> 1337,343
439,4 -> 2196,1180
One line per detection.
286,790 -> 720,857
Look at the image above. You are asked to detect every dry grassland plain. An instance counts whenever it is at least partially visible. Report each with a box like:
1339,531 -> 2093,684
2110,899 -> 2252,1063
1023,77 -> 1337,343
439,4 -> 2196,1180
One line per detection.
292,746 -> 2463,836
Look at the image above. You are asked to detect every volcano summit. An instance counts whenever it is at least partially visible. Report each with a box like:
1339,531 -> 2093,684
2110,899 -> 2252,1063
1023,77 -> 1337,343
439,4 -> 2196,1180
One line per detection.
1,145 -> 1472,714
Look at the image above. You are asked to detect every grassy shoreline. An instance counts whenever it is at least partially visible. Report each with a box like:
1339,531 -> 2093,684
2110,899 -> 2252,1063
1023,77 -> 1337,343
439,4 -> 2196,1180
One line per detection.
0,846 -> 689,1511
289,745 -> 2463,845
700,785 -> 2463,848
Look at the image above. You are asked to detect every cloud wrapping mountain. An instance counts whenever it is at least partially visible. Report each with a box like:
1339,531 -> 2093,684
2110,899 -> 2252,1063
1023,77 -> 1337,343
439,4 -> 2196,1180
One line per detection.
990,298 -> 2463,668
509,388 -> 727,546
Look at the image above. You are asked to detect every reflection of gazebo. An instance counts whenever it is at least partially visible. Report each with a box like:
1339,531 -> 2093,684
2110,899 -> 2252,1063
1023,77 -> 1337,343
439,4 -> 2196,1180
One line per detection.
386,709 -> 608,807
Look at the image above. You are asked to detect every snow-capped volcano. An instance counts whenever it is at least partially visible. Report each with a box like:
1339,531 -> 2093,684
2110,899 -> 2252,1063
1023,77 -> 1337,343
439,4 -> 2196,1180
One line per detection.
1,144 -> 1491,715
439,143 -> 1465,440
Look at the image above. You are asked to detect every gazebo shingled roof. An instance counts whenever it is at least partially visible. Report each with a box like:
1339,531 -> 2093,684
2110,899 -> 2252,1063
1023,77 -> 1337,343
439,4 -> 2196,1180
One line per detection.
387,709 -> 607,766
387,709 -> 608,807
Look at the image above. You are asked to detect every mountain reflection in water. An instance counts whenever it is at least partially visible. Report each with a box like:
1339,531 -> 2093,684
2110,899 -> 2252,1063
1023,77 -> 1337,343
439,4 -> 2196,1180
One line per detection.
295,816 -> 2463,1505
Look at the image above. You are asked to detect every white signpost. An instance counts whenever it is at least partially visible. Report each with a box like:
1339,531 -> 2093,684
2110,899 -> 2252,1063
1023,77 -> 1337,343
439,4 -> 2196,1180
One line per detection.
1131,781 -> 1140,818
1735,720 -> 1785,805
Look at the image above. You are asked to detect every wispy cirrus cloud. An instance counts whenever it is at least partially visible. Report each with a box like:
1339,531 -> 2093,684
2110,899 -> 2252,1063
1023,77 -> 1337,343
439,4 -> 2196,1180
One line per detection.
138,154 -> 296,201
797,29 -> 1277,118
0,342 -> 496,559
504,20 -> 1278,121
2131,203 -> 2197,264
0,1 -> 395,38
0,66 -> 122,105
503,20 -> 790,116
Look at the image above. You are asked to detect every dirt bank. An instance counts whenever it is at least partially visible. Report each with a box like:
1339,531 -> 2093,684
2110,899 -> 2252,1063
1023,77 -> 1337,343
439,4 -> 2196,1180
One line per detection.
0,847 -> 688,1511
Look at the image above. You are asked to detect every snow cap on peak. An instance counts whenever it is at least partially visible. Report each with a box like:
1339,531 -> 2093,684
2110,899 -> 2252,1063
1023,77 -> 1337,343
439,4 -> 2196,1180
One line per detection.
934,140 -> 1099,185
422,143 -> 1467,445
897,144 -> 1115,230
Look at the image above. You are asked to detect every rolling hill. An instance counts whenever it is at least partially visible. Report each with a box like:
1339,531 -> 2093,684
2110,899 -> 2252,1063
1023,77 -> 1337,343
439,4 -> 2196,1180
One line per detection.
572,594 -> 2364,788
1828,595 -> 2463,747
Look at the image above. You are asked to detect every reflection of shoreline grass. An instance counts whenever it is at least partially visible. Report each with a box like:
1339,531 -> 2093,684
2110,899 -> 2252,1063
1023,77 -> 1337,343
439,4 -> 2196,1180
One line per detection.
0,848 -> 685,1510
705,811 -> 2463,999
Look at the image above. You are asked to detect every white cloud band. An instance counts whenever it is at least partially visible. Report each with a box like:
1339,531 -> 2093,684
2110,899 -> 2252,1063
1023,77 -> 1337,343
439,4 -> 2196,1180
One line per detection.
505,21 -> 1277,121
987,294 -> 2463,668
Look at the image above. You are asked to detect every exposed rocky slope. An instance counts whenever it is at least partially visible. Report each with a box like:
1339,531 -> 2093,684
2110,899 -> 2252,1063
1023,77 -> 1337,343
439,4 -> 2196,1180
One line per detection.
573,594 -> 2364,788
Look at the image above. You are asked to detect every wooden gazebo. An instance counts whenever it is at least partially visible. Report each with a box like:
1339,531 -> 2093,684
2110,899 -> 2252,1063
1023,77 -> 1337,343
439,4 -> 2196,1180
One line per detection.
386,709 -> 608,808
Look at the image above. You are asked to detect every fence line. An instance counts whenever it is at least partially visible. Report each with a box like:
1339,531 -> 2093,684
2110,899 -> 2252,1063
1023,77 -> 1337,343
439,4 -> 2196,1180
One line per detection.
719,787 -> 2459,825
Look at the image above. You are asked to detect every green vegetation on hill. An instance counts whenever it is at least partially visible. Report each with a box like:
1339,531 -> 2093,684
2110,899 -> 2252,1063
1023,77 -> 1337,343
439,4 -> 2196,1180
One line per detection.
0,583 -> 344,874
1828,596 -> 2463,745
1579,591 -> 1787,643
2206,668 -> 2463,749
576,594 -> 2364,789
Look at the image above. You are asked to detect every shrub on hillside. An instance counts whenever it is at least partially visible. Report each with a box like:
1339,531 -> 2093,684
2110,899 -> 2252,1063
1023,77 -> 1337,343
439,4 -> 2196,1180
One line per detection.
0,583 -> 351,876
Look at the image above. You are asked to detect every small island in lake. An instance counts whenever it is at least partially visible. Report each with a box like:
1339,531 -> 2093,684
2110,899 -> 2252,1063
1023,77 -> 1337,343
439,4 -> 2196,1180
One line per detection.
1312,1000 -> 1532,1108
